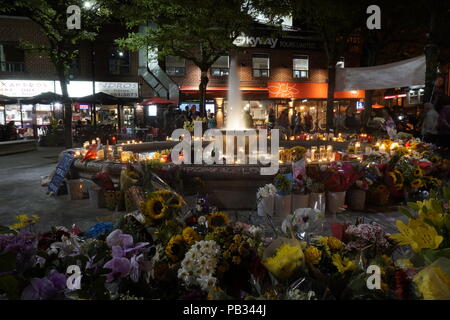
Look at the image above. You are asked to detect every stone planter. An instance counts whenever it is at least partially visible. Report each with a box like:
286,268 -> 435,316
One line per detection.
348,189 -> 366,211
326,191 -> 347,215
257,196 -> 275,217
292,193 -> 310,210
275,194 -> 292,218
308,192 -> 325,212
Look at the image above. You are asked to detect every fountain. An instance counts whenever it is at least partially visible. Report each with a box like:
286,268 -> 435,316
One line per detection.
226,57 -> 246,129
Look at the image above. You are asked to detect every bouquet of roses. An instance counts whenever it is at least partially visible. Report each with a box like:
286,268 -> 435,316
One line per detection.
323,162 -> 362,192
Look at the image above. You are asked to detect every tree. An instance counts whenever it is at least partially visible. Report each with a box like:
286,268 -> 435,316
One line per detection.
1,0 -> 109,148
108,0 -> 255,115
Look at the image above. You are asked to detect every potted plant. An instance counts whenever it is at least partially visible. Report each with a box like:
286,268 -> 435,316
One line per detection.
273,174 -> 292,217
256,184 -> 276,217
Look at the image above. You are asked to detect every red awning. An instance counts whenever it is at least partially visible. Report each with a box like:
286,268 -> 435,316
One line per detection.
141,97 -> 176,105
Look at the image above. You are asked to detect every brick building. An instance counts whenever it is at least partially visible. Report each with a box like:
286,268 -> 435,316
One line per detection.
0,15 -> 155,131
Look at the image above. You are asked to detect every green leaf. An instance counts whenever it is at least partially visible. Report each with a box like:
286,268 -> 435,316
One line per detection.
443,186 -> 450,202
0,225 -> 16,235
0,275 -> 18,300
407,202 -> 419,211
0,252 -> 17,273
398,206 -> 414,219
420,248 -> 450,265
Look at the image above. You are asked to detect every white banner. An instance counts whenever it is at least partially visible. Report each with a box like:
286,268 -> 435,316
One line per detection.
335,55 -> 425,91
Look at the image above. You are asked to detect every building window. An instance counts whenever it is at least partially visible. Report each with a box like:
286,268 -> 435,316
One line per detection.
252,54 -> 269,77
336,56 -> 345,68
0,42 -> 25,73
408,88 -> 424,104
165,56 -> 185,76
293,55 -> 309,78
211,55 -> 229,76
108,47 -> 130,75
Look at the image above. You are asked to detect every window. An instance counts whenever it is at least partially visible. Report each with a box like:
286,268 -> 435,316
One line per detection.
211,55 -> 229,76
252,54 -> 269,77
108,47 -> 130,75
408,89 -> 424,104
336,56 -> 345,68
0,42 -> 25,72
293,55 -> 309,78
165,56 -> 185,76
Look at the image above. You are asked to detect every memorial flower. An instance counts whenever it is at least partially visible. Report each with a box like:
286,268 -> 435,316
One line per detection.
182,227 -> 200,245
390,219 -> 443,252
263,243 -> 304,279
304,246 -> 322,265
331,253 -> 357,273
166,235 -> 186,262
207,212 -> 231,229
142,196 -> 169,221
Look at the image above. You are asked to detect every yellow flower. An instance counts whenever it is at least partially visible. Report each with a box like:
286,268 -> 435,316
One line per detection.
142,196 -> 168,220
390,219 -> 443,252
411,179 -> 424,189
207,212 -> 231,229
327,237 -> 344,251
414,167 -> 423,177
165,235 -> 186,262
263,243 -> 304,279
389,172 -> 397,184
153,190 -> 183,208
416,198 -> 444,226
332,254 -> 357,273
182,227 -> 200,245
304,246 -> 322,265
395,258 -> 414,269
414,266 -> 450,300
9,214 -> 40,230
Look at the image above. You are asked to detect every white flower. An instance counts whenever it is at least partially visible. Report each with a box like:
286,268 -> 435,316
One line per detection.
257,184 -> 276,201
197,275 -> 217,291
197,216 -> 207,225
249,225 -> 263,238
281,208 -> 320,235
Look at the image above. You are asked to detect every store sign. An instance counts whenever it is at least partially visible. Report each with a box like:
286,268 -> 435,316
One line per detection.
233,33 -> 319,50
0,80 -> 139,98
0,80 -> 55,97
384,94 -> 406,99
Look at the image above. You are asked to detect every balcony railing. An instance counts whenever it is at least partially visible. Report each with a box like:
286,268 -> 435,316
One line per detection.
0,61 -> 25,73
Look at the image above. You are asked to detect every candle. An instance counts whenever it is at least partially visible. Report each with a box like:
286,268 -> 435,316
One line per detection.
326,145 -> 333,161
380,144 -> 386,153
75,150 -> 81,157
355,142 -> 361,154
97,149 -> 104,159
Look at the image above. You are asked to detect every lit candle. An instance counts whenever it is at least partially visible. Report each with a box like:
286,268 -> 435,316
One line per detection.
380,144 -> 386,153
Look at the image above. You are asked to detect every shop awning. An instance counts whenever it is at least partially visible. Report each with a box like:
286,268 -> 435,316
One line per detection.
372,103 -> 384,109
20,92 -> 63,104
141,97 -> 176,105
0,94 -> 17,105
75,92 -> 119,105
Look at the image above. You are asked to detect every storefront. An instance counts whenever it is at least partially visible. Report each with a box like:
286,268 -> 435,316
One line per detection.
0,79 -> 140,128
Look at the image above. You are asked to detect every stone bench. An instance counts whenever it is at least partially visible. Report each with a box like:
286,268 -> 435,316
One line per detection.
0,139 -> 37,156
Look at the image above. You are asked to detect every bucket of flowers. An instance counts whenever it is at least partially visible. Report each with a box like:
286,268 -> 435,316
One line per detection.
273,174 -> 293,218
256,184 -> 276,217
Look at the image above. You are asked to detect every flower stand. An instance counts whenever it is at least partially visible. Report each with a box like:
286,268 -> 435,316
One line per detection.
275,194 -> 292,218
257,196 -> 275,217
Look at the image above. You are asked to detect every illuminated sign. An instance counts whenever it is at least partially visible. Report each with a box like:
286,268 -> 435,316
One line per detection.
384,94 -> 406,99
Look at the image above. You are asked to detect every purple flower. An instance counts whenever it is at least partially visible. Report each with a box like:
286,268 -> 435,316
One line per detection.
0,231 -> 37,269
106,229 -> 133,248
103,257 -> 131,282
21,270 -> 67,300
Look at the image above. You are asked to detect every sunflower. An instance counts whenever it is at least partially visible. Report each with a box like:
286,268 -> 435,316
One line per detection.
182,227 -> 200,244
154,189 -> 184,208
207,212 -> 231,229
142,196 -> 169,220
411,179 -> 424,189
389,172 -> 397,184
414,167 -> 423,177
395,184 -> 404,191
165,235 -> 186,262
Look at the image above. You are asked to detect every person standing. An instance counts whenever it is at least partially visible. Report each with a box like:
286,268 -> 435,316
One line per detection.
207,112 -> 216,129
267,108 -> 276,129
6,121 -> 17,140
344,106 -> 359,133
382,108 -> 397,139
293,111 -> 303,135
304,112 -> 313,132
421,102 -> 439,143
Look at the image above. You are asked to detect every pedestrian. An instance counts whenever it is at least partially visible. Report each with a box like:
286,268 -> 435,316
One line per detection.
421,102 -> 439,143
437,98 -> 450,149
207,112 -> 217,129
304,112 -> 313,132
293,111 -> 303,135
6,121 -> 17,140
382,108 -> 397,139
344,105 -> 359,133
244,109 -> 253,128
267,108 -> 276,129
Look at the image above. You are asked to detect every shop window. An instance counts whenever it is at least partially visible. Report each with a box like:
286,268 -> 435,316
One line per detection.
336,56 -> 345,68
165,56 -> 185,76
252,54 -> 270,78
211,55 -> 229,76
0,42 -> 25,73
408,89 -> 424,104
293,55 -> 309,78
108,47 -> 130,75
